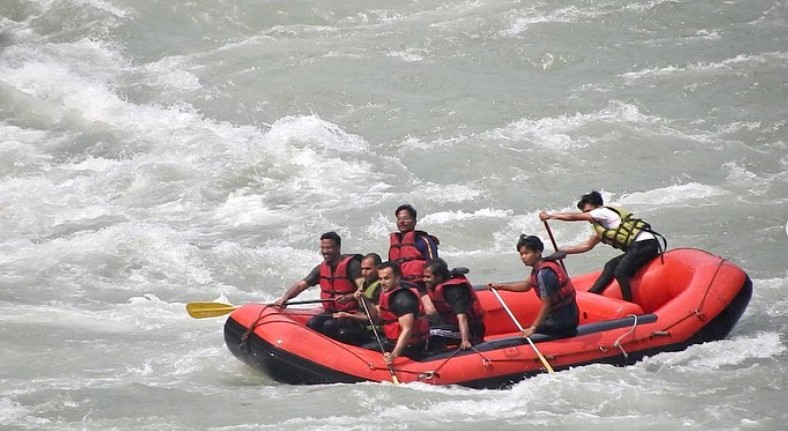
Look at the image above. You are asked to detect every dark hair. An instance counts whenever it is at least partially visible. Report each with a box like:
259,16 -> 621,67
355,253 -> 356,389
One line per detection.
363,252 -> 382,266
395,204 -> 417,220
320,231 -> 341,247
516,234 -> 544,252
577,190 -> 604,210
377,260 -> 401,276
425,258 -> 450,280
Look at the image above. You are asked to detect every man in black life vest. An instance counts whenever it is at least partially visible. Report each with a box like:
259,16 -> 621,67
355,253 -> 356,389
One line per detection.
361,261 -> 429,364
423,258 -> 485,350
487,235 -> 579,338
273,231 -> 367,345
388,204 -> 440,323
539,190 -> 665,302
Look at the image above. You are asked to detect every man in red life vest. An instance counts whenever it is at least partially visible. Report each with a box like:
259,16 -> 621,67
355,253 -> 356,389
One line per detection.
423,258 -> 485,350
388,204 -> 440,323
487,235 -> 579,338
273,231 -> 367,345
361,261 -> 429,364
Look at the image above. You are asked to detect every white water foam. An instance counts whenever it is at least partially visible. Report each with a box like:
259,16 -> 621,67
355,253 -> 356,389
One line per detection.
500,5 -> 604,37
642,332 -> 785,371
421,208 -> 513,225
483,101 -> 662,152
620,52 -> 788,83
616,183 -> 728,206
0,397 -> 29,427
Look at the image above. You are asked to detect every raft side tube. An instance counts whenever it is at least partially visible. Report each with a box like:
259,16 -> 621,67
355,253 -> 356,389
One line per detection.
473,287 -> 644,337
224,316 -> 366,385
421,313 -> 658,361
686,274 -> 752,344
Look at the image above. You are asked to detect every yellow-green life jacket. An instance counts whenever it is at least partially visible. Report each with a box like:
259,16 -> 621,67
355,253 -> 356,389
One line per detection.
362,279 -> 381,304
592,206 -> 652,251
361,279 -> 383,332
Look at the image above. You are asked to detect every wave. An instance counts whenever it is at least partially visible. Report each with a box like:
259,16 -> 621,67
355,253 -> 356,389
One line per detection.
483,101 -> 662,152
421,208 -> 512,225
642,332 -> 786,371
616,183 -> 728,206
621,51 -> 788,82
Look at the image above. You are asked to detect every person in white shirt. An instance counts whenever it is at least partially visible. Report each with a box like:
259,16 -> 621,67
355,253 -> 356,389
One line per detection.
539,191 -> 665,301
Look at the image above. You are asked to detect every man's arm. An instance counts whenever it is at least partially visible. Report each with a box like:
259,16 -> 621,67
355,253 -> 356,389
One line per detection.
538,210 -> 602,254
522,295 -> 552,337
486,280 -> 532,292
420,293 -> 439,323
273,265 -> 319,307
444,286 -> 474,349
333,310 -> 372,322
273,279 -> 310,307
456,313 -> 471,349
363,296 -> 381,323
561,234 -> 601,254
386,313 -> 414,364
540,210 -> 595,222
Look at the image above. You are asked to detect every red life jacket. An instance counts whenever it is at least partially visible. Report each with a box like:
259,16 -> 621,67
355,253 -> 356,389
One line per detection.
429,275 -> 485,327
388,230 -> 436,284
319,255 -> 358,313
528,259 -> 577,310
378,284 -> 430,344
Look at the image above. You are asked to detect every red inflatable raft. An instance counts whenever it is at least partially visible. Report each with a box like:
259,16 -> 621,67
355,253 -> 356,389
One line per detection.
224,248 -> 751,388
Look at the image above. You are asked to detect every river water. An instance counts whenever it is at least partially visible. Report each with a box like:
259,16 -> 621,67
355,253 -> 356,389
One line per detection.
1,0 -> 787,429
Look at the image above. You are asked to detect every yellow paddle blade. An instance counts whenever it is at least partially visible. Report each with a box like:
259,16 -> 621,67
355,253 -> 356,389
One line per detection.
186,301 -> 238,319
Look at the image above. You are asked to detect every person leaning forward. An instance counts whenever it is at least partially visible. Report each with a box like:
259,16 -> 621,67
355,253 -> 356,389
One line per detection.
273,231 -> 367,345
539,190 -> 666,302
361,261 -> 430,364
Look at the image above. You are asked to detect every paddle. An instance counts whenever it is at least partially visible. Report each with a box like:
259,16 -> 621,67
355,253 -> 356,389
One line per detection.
543,220 -> 567,273
489,288 -> 555,374
186,299 -> 333,319
358,296 -> 399,384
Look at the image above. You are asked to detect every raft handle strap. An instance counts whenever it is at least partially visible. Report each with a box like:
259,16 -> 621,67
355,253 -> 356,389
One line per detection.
239,305 -> 272,351
422,347 -> 464,379
418,371 -> 437,381
470,345 -> 494,368
417,345 -> 494,382
612,314 -> 639,361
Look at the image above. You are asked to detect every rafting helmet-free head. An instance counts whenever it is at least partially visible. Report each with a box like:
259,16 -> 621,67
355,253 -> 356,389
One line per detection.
577,190 -> 604,210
